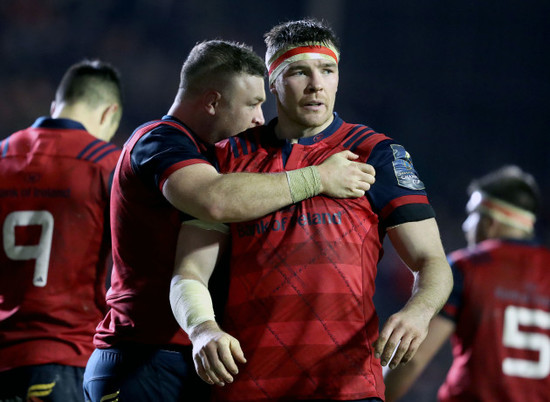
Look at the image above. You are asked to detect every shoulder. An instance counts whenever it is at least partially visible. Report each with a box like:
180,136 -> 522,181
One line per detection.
131,120 -> 194,146
0,129 -> 28,154
447,247 -> 473,268
84,139 -> 121,169
447,242 -> 498,273
335,121 -> 422,177
130,120 -> 206,161
335,118 -> 412,162
338,121 -> 392,151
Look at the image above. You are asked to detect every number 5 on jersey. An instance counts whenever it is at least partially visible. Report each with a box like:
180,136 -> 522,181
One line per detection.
503,305 -> 550,379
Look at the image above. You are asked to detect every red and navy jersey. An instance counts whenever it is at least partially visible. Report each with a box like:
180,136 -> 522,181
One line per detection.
214,114 -> 434,401
94,115 -> 213,348
438,239 -> 550,402
0,117 -> 120,371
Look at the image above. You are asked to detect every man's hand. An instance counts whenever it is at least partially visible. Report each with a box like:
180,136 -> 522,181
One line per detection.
189,320 -> 246,386
316,150 -> 375,198
373,305 -> 432,369
377,219 -> 453,370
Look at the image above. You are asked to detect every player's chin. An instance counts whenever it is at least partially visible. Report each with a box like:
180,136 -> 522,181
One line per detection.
303,115 -> 331,128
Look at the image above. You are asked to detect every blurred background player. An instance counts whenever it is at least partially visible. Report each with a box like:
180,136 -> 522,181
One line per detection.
384,165 -> 550,401
0,59 -> 123,401
171,18 -> 452,401
84,39 -> 374,402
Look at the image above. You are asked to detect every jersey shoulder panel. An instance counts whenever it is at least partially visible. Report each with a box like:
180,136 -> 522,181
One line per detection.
2,127 -> 120,162
336,122 -> 391,156
127,119 -> 212,191
217,126 -> 274,157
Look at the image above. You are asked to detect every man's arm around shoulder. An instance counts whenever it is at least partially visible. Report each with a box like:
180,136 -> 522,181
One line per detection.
163,150 -> 376,222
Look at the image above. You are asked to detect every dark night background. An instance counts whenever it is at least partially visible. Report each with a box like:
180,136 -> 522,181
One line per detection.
1,1 -> 548,400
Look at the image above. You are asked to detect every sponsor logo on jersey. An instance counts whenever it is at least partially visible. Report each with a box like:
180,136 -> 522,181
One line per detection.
236,210 -> 344,237
0,187 -> 71,198
495,286 -> 550,309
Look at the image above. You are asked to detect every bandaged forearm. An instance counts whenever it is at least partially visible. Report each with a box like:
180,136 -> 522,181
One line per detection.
285,166 -> 321,203
170,278 -> 215,334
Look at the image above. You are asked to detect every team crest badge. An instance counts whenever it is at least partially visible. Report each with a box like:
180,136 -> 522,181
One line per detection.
391,144 -> 425,190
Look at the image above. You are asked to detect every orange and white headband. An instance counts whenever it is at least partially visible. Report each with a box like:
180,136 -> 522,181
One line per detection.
469,190 -> 536,232
266,43 -> 340,85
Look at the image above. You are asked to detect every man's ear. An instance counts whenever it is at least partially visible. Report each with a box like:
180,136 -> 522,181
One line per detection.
50,100 -> 57,116
203,90 -> 221,116
269,82 -> 277,95
100,103 -> 119,125
485,216 -> 502,239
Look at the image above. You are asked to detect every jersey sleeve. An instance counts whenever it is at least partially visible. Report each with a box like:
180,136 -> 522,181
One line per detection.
98,147 -> 122,197
130,125 -> 212,191
439,256 -> 465,322
366,139 -> 435,228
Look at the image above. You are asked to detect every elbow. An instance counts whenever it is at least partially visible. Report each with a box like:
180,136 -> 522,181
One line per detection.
443,260 -> 454,295
199,197 -> 251,223
446,275 -> 454,303
199,202 -> 229,223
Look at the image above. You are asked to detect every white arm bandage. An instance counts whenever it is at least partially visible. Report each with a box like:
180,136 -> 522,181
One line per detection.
285,166 -> 322,203
170,277 -> 216,334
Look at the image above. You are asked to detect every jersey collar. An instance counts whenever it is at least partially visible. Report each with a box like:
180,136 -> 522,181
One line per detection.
268,112 -> 343,145
162,114 -> 187,128
31,116 -> 86,130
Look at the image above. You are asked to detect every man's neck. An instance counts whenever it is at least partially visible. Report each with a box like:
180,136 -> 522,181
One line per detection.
168,102 -> 217,145
274,114 -> 334,142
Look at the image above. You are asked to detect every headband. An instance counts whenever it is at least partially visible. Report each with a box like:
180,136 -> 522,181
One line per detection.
470,191 -> 536,232
266,43 -> 340,85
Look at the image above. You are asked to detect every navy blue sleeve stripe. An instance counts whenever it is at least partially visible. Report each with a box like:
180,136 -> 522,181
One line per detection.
92,146 -> 120,163
342,125 -> 366,147
80,142 -> 117,161
228,137 -> 240,158
343,126 -> 374,149
76,139 -> 102,159
237,136 -> 249,155
348,130 -> 376,152
349,132 -> 377,152
228,136 -> 257,158
77,141 -> 118,162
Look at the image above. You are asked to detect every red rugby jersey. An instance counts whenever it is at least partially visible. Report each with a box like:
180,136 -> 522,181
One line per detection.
439,239 -> 550,402
214,115 -> 434,401
93,116 -> 213,348
0,117 -> 120,371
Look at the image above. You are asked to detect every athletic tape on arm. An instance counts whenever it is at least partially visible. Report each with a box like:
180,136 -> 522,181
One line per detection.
285,166 -> 322,203
170,278 -> 216,334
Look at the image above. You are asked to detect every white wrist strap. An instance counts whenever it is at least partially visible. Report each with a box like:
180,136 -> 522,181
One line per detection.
170,277 -> 215,334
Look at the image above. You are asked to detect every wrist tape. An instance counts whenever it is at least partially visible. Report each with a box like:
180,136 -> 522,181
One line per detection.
285,166 -> 321,203
170,278 -> 215,334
